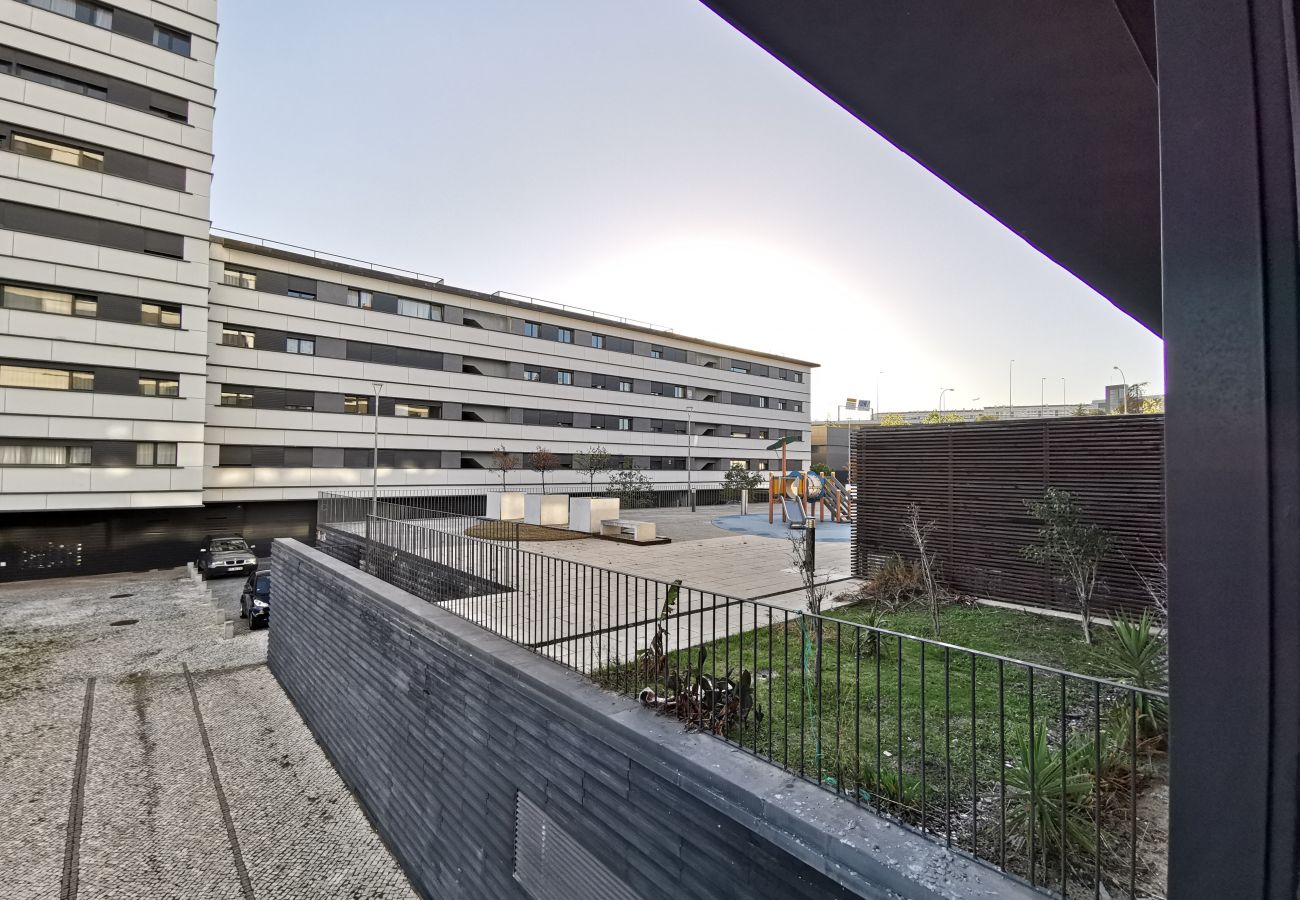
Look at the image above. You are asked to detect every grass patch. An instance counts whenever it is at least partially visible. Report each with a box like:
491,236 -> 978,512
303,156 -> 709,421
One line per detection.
464,522 -> 586,542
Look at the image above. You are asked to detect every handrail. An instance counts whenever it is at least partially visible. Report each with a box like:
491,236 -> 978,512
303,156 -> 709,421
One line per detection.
211,227 -> 445,284
491,289 -> 674,334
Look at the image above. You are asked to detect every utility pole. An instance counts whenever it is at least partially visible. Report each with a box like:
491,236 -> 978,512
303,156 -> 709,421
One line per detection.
371,382 -> 382,516
686,405 -> 695,511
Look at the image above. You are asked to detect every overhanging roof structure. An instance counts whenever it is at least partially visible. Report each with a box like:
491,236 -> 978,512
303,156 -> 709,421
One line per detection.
700,1 -> 1162,336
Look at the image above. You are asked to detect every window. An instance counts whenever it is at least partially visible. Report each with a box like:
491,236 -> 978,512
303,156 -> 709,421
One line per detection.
2,285 -> 96,317
395,402 -> 431,418
286,336 -> 315,355
757,430 -> 768,440
730,428 -> 750,438
776,399 -> 787,411
757,396 -> 768,408
672,385 -> 685,399
284,393 -> 313,411
18,64 -> 107,100
523,321 -> 540,338
618,380 -> 632,392
731,364 -> 749,374
651,346 -> 662,360
223,268 -> 257,289
522,369 -> 540,382
617,417 -> 631,431
19,0 -> 111,29
138,376 -> 179,397
221,327 -> 254,348
757,461 -> 769,471
346,289 -> 372,309
0,364 -> 92,391
590,334 -> 604,349
343,395 -> 370,415
9,133 -> 103,171
791,402 -> 803,412
140,302 -> 181,328
729,460 -> 748,470
135,442 -> 177,466
556,370 -> 573,386
152,24 -> 191,56
0,443 -> 91,466
398,298 -> 441,320
557,328 -> 572,344
287,288 -> 316,300
220,388 -> 253,408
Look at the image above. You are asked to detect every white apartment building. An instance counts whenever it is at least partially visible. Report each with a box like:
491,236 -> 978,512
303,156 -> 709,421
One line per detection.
0,0 -> 813,580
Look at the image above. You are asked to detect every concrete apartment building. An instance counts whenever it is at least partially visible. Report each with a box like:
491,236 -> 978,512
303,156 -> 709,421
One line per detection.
0,0 -> 813,580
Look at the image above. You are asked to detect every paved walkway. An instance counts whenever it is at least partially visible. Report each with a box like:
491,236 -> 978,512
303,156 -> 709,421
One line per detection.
0,569 -> 417,900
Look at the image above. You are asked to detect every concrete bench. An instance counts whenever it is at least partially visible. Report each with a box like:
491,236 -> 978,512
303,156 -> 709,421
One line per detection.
599,518 -> 656,542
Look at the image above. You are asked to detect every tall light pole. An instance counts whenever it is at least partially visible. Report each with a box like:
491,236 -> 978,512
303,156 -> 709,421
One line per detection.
1008,359 -> 1014,418
939,387 -> 953,415
371,382 -> 382,516
876,370 -> 883,421
1113,365 -> 1128,414
1061,377 -> 1067,407
1040,377 -> 1046,417
686,405 -> 695,511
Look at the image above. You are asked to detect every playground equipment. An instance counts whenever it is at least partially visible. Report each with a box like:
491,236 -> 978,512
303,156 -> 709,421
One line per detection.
762,433 -> 851,525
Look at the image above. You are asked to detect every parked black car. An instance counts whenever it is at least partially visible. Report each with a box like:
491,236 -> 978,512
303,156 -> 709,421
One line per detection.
197,534 -> 257,579
240,570 -> 270,629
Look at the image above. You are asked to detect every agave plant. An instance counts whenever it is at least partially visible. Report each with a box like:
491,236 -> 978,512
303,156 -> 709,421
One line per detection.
1107,610 -> 1168,745
1005,723 -> 1099,867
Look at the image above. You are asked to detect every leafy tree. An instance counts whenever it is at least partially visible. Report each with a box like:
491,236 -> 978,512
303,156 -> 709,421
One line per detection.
809,462 -> 833,477
608,467 -> 654,509
1110,381 -> 1155,415
573,445 -> 612,495
1070,404 -> 1103,417
529,446 -> 559,493
489,445 -> 518,489
923,411 -> 963,424
1020,488 -> 1113,643
880,413 -> 910,427
723,463 -> 763,501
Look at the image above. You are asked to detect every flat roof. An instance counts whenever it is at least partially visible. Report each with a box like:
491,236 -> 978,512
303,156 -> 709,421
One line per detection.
211,234 -> 820,369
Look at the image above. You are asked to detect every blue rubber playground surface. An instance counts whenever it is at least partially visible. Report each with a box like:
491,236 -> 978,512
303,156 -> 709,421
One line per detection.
711,511 -> 853,542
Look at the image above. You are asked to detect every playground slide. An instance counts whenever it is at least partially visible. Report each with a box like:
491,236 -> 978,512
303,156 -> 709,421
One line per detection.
781,496 -> 810,528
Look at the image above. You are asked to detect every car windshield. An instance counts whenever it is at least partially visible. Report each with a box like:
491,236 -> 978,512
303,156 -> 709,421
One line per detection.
211,539 -> 248,553
254,576 -> 270,594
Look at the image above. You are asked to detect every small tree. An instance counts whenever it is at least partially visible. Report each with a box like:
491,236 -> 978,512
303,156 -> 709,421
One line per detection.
529,446 -> 559,493
722,463 -> 762,501
608,467 -> 653,508
880,413 -> 910,427
573,445 -> 612,495
1020,488 -> 1113,643
489,445 -> 518,489
902,503 -> 943,636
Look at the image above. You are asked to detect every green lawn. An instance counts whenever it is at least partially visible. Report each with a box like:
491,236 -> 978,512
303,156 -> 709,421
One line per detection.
615,601 -> 1146,843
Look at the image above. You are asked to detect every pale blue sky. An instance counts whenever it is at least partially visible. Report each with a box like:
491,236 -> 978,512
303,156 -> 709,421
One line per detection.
210,0 -> 1164,417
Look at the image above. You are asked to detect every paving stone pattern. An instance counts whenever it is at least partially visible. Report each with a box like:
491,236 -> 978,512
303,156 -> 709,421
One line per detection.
0,569 -> 417,900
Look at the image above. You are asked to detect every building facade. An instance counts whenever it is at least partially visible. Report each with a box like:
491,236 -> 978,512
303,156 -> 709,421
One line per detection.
0,0 -> 812,580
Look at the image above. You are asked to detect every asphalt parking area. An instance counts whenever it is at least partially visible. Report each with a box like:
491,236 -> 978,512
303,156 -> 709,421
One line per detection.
0,568 -> 417,900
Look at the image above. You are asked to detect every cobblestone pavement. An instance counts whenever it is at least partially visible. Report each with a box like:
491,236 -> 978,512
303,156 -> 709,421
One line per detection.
0,568 -> 418,900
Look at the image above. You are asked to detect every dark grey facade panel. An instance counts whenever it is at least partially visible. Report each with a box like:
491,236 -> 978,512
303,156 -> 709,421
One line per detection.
441,402 -> 461,421
314,392 -> 344,414
0,123 -> 186,190
316,281 -> 348,305
441,353 -> 462,374
440,450 -> 461,469
632,379 -> 651,394
371,293 -> 399,315
254,329 -> 286,352
110,9 -> 154,43
442,305 -> 464,326
0,46 -> 188,122
313,447 -> 343,468
93,441 -> 136,467
96,294 -> 140,323
250,447 -> 285,467
573,371 -> 592,388
287,275 -> 317,296
0,200 -> 183,258
315,336 -> 346,359
257,270 -> 289,296
284,447 -> 313,467
632,340 -> 651,357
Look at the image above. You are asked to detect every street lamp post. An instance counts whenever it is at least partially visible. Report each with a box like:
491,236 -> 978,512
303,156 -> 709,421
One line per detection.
686,405 -> 695,511
371,382 -> 382,516
1040,377 -> 1046,417
1061,377 -> 1067,407
1008,359 -> 1014,418
1113,365 -> 1129,414
876,371 -> 883,421
939,387 -> 953,416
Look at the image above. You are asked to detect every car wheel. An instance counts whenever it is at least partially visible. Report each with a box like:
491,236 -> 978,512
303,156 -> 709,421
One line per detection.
239,600 -> 247,619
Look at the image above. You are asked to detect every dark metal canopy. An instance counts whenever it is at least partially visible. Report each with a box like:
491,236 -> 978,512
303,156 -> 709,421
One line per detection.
699,1 -> 1162,336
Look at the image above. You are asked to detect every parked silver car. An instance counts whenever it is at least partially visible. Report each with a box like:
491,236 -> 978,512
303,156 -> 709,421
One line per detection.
197,534 -> 257,579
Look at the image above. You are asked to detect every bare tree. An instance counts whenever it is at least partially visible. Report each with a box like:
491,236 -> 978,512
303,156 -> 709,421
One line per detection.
1020,488 -> 1113,643
529,446 -> 559,493
573,445 -> 612,495
489,445 -> 518,490
902,503 -> 943,637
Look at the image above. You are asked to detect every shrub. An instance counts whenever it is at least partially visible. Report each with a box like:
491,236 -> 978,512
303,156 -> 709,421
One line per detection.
1104,610 -> 1168,747
869,554 -> 924,609
1021,488 -> 1113,643
1005,723 -> 1099,865
608,468 -> 654,508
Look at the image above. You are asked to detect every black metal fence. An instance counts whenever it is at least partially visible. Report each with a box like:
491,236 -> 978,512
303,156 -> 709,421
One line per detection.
326,511 -> 1167,898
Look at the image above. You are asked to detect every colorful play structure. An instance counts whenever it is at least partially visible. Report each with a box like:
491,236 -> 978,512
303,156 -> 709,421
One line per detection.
765,435 -> 852,525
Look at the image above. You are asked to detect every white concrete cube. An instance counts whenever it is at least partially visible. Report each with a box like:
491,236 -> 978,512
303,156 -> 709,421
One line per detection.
569,497 -> 620,534
486,492 -> 525,521
524,494 -> 569,527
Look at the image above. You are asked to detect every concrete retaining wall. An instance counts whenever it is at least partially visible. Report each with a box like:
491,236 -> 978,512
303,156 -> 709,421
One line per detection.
268,539 -> 1035,900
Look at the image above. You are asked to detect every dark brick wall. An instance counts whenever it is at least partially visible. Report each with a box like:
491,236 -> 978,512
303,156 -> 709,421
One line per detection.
268,539 -> 1036,900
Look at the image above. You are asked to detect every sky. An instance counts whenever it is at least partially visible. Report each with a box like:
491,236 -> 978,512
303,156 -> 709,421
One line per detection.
210,0 -> 1165,418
